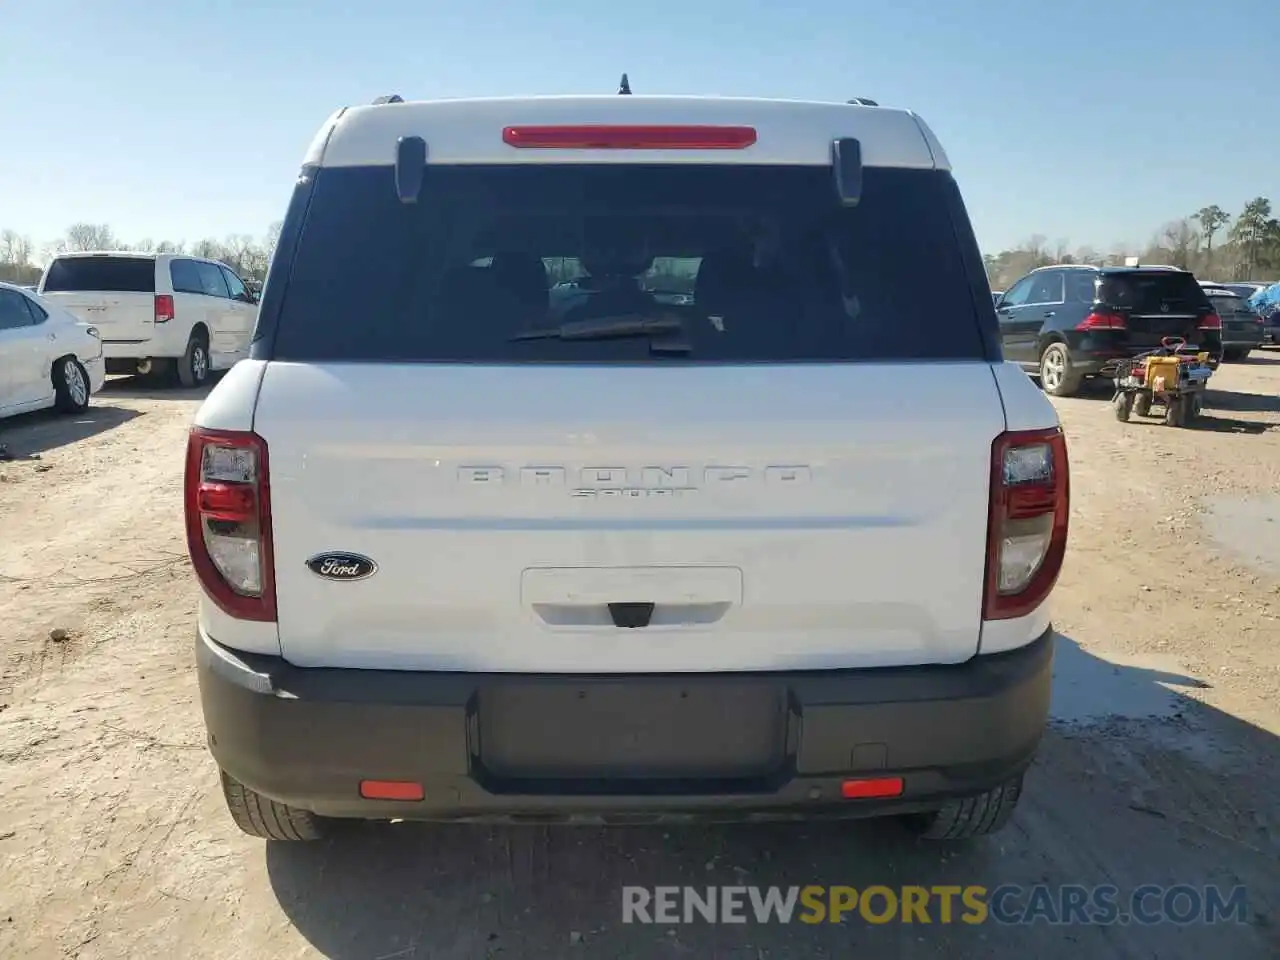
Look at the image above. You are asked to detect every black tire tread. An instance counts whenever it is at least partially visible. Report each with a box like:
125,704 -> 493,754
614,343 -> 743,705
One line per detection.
1039,344 -> 1082,397
52,355 -> 90,414
220,771 -> 327,841
908,777 -> 1023,841
177,330 -> 209,388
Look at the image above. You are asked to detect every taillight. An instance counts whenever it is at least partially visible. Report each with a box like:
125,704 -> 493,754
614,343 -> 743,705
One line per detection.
502,124 -> 758,150
184,428 -> 275,621
155,294 -> 175,322
1198,313 -> 1221,330
1076,311 -> 1126,331
983,428 -> 1069,621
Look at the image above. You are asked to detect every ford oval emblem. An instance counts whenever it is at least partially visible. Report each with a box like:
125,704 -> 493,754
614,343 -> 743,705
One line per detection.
306,553 -> 377,582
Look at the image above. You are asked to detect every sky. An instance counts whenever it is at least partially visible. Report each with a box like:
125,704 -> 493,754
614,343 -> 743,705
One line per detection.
2,0 -> 1276,257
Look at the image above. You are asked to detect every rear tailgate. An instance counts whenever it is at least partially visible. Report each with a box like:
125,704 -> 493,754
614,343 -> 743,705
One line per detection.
255,361 -> 1007,673
227,149 -> 1033,674
39,255 -> 156,343
1101,271 -> 1214,350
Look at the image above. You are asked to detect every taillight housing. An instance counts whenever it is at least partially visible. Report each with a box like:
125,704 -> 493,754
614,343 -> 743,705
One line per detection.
155,294 -> 175,323
1198,313 -> 1222,331
184,428 -> 275,621
1076,311 -> 1126,331
983,428 -> 1069,621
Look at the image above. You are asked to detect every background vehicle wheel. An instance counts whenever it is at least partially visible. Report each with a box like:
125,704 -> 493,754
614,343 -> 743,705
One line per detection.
52,356 -> 91,414
177,330 -> 210,388
1038,344 -> 1082,397
1112,392 -> 1133,421
220,770 -> 330,841
900,776 -> 1024,840
1221,348 -> 1246,362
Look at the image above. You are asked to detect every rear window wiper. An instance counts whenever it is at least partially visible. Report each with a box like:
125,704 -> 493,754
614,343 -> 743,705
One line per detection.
510,314 -> 683,341
509,314 -> 690,353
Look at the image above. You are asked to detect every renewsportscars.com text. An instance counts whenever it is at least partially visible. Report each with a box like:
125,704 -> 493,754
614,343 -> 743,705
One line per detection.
621,884 -> 1248,926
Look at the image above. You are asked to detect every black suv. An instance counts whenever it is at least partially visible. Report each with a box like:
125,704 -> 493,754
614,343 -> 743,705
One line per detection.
995,265 -> 1223,396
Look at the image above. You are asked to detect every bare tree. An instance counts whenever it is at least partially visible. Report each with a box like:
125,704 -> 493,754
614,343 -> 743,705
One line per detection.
1159,219 -> 1199,268
0,229 -> 33,268
190,238 -> 224,260
61,222 -> 118,252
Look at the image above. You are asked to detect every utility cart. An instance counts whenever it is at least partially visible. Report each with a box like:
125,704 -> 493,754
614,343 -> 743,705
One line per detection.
1112,337 -> 1214,427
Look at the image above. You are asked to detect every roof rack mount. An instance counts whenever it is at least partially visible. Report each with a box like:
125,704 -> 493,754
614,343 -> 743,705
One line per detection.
373,94 -> 404,105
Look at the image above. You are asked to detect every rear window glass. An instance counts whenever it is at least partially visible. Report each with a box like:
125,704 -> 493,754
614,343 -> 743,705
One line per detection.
268,164 -> 988,363
1100,272 -> 1210,313
1208,293 -> 1250,315
42,256 -> 155,294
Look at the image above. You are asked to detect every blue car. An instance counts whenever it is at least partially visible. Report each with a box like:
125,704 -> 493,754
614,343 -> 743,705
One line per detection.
1247,283 -> 1280,345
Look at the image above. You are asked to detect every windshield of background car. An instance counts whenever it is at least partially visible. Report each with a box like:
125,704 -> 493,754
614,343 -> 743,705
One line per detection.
267,164 -> 990,363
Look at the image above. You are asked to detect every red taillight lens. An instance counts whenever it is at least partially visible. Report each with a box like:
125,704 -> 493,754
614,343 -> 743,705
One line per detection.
184,428 -> 275,622
1198,313 -> 1222,330
155,294 -> 175,322
983,428 -> 1069,621
501,124 -> 757,150
1076,311 -> 1126,331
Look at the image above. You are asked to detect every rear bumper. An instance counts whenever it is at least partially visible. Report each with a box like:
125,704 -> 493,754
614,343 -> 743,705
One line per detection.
197,627 -> 1054,822
1222,330 -> 1264,349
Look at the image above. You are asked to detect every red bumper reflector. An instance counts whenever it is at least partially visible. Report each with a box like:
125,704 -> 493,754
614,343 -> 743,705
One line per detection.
502,124 -> 757,150
840,777 -> 904,799
359,780 -> 425,801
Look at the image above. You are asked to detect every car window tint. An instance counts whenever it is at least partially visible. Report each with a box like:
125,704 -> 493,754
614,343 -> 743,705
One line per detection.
196,262 -> 230,298
1027,272 -> 1064,304
1000,276 -> 1036,307
221,267 -> 249,300
267,164 -> 992,364
170,259 -> 204,294
42,256 -> 155,293
0,289 -> 35,330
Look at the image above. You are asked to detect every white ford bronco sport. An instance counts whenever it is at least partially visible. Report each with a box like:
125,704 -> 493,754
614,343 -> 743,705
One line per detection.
187,92 -> 1068,842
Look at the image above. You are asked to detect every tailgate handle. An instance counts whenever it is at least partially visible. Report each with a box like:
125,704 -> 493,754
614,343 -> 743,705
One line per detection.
608,602 -> 654,629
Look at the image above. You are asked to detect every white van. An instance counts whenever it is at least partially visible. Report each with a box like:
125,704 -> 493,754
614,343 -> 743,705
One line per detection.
38,252 -> 258,387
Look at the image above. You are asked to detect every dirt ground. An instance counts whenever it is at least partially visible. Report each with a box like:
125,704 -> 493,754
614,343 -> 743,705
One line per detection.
1,358 -> 1278,959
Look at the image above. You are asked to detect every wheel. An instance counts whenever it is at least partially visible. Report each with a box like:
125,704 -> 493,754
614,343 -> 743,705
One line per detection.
1133,393 -> 1152,418
1221,348 -> 1246,362
900,776 -> 1024,840
220,770 -> 330,840
1163,396 -> 1185,427
176,330 -> 211,388
1038,344 -> 1082,397
1112,392 -> 1133,421
52,356 -> 91,413
1181,395 -> 1199,425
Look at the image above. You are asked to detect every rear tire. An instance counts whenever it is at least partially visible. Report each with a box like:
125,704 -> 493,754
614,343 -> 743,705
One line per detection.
901,776 -> 1024,840
1112,392 -> 1132,422
1221,347 -> 1248,362
1038,344 -> 1082,397
52,356 -> 91,414
1164,396 -> 1185,427
177,330 -> 210,388
1133,393 -> 1152,418
219,770 -> 330,841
